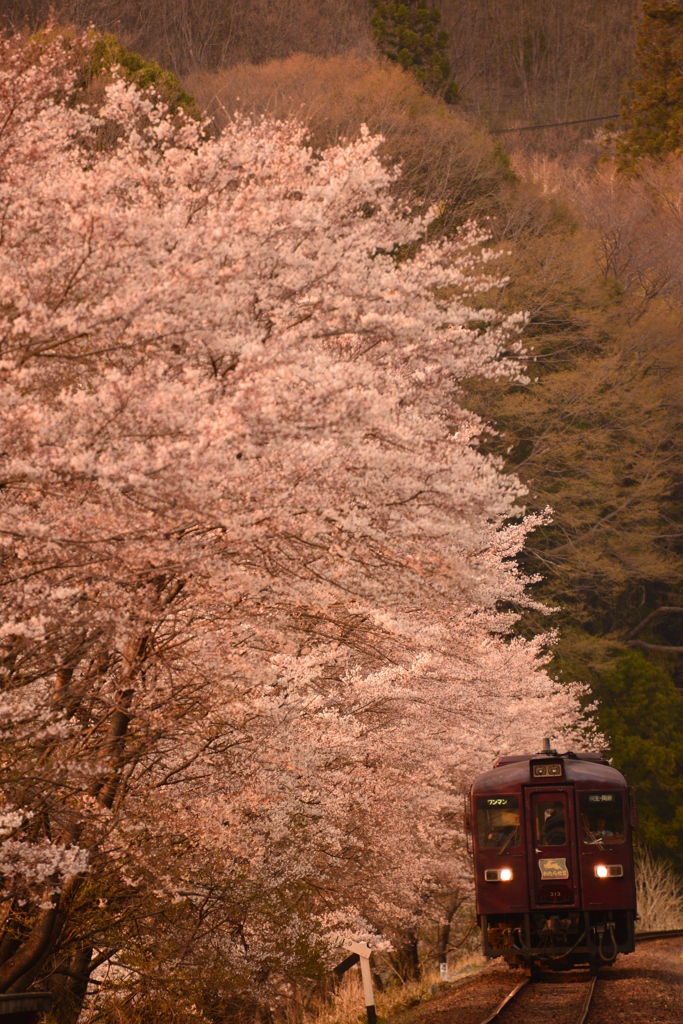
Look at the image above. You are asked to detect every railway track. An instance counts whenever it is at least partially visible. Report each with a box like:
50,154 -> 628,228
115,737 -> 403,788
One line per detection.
473,926 -> 683,1023
635,927 -> 683,943
477,970 -> 598,1024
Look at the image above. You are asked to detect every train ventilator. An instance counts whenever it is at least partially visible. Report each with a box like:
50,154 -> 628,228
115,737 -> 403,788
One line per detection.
466,739 -> 639,971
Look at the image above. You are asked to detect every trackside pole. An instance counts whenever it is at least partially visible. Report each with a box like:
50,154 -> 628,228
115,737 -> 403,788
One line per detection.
334,941 -> 376,1024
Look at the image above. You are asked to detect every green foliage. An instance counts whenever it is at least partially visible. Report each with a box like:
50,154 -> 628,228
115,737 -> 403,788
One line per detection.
90,34 -> 201,119
595,653 -> 683,868
619,1 -> 683,165
369,2 -> 459,101
492,142 -> 517,183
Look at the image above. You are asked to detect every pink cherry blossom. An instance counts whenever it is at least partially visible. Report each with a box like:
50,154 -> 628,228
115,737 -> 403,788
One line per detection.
0,30 -> 589,1016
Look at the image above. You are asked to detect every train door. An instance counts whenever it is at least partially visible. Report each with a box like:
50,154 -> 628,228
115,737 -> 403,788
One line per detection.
526,788 -> 580,909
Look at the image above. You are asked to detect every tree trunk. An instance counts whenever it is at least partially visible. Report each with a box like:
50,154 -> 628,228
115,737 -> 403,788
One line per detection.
435,896 -> 462,965
393,930 -> 420,981
0,900 -> 58,992
49,943 -> 93,1024
0,876 -> 84,995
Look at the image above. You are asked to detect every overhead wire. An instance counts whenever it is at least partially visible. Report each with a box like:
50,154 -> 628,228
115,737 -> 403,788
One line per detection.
490,113 -> 620,134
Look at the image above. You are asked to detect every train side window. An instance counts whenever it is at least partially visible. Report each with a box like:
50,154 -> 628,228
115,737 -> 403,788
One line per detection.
580,792 -> 625,845
535,800 -> 566,846
476,797 -> 521,850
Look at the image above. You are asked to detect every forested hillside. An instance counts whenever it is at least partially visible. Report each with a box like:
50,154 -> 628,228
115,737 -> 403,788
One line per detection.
5,0 -> 641,126
0,3 -> 682,1023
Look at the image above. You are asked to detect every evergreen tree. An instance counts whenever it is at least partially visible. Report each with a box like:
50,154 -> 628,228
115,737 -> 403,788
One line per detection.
595,654 -> 683,866
369,2 -> 459,102
89,33 -> 199,118
619,0 -> 683,165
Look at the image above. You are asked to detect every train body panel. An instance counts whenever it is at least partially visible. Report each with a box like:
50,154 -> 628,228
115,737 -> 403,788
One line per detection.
468,745 -> 638,970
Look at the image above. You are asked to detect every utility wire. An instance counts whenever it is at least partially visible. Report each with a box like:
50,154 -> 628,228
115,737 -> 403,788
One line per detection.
491,113 -> 620,134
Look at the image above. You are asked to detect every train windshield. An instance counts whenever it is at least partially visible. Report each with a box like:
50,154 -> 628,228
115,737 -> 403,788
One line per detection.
580,792 -> 625,845
477,797 -> 521,851
535,800 -> 566,846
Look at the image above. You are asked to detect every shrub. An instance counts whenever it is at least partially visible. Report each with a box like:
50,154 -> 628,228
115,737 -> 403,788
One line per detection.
635,849 -> 683,931
594,654 -> 683,868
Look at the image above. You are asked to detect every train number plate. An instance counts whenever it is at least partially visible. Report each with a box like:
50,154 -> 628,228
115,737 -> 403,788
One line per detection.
538,857 -> 569,879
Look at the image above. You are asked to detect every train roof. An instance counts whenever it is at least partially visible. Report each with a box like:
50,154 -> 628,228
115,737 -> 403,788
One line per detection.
472,751 -> 627,793
493,752 -> 607,766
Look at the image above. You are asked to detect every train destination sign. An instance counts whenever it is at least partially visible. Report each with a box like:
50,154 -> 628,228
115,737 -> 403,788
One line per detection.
538,857 -> 569,879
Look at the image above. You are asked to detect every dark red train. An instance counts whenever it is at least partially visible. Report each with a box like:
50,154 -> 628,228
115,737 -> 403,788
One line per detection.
465,739 -> 639,971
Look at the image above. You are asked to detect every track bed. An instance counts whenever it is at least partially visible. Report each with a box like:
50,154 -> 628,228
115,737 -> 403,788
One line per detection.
387,935 -> 683,1024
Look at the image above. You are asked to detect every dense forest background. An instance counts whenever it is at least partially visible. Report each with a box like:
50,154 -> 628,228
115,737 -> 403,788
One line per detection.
5,0 -> 643,126
3,0 -> 681,869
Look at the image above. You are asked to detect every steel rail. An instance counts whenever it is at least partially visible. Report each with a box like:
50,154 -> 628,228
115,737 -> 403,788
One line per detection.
635,927 -> 683,943
576,974 -> 597,1024
477,977 -> 530,1024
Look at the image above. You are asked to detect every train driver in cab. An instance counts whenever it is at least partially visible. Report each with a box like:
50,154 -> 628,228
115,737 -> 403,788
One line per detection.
486,806 -> 520,850
539,801 -> 566,845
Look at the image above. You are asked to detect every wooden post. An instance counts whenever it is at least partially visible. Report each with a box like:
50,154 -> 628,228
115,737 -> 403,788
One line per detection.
345,941 -> 376,1024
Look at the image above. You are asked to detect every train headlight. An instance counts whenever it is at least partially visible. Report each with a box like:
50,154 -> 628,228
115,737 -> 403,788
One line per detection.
484,868 -> 513,882
595,864 -> 624,879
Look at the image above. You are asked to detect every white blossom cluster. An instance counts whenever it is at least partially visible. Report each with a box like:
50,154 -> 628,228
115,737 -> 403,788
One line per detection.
0,810 -> 28,836
0,840 -> 88,889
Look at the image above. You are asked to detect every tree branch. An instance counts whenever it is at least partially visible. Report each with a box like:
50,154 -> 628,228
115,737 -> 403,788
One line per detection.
626,639 -> 683,653
625,606 -> 683,640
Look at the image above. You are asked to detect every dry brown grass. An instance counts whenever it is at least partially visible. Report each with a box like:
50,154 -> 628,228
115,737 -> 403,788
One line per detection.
306,954 -> 486,1024
187,54 -> 508,229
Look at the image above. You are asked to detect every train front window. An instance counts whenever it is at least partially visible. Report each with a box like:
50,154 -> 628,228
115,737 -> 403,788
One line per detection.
535,800 -> 566,846
580,792 -> 625,845
477,797 -> 520,851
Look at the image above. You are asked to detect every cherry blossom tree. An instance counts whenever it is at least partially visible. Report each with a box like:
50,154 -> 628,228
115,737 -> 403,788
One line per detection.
0,30 -> 589,1021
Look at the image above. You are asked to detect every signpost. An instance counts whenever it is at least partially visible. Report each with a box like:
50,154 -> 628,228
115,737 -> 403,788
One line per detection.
334,941 -> 376,1024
